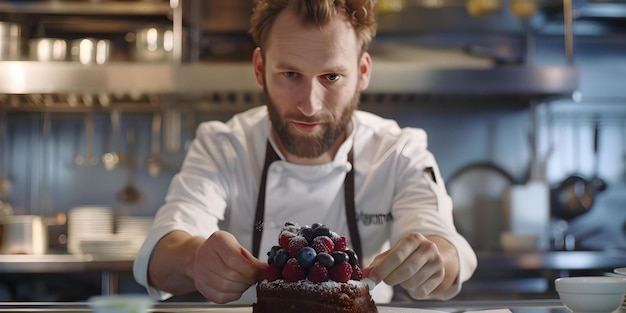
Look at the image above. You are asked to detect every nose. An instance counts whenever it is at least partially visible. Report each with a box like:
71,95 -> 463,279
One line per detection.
297,80 -> 324,117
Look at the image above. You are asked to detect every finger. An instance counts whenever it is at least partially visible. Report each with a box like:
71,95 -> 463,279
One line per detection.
362,249 -> 391,281
404,269 -> 445,300
384,239 -> 441,286
367,233 -> 425,284
209,232 -> 263,285
196,278 -> 248,304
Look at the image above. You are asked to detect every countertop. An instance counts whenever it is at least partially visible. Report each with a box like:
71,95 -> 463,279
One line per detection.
0,299 -> 582,313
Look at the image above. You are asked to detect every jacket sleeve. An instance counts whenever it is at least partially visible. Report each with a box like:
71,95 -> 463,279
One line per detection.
389,128 -> 477,300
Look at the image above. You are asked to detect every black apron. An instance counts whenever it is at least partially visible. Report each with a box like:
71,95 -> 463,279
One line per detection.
252,141 -> 362,264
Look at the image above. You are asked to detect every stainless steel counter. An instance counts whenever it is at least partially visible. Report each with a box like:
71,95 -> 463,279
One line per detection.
0,254 -> 133,295
477,250 -> 626,271
0,299 -> 588,313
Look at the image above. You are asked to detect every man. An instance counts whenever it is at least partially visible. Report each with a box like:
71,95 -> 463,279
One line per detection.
133,0 -> 477,304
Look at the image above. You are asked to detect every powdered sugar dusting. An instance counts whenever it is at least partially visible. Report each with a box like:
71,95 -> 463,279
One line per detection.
259,278 -> 367,292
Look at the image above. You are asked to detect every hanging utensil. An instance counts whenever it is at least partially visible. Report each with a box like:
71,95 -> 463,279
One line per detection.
590,119 -> 607,192
102,110 -> 122,171
118,128 -> 142,204
146,112 -> 163,178
75,112 -> 99,167
622,122 -> 626,183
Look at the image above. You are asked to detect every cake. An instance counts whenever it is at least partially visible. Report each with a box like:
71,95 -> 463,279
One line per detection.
252,222 -> 378,313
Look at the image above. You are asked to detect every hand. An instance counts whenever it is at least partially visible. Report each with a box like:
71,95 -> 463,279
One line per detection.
193,231 -> 268,304
363,232 -> 446,299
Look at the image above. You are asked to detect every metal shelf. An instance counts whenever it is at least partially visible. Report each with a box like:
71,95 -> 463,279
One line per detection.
0,61 -> 578,97
0,1 -> 170,16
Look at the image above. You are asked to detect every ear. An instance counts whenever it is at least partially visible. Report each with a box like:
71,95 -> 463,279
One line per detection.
252,47 -> 265,87
357,52 -> 372,91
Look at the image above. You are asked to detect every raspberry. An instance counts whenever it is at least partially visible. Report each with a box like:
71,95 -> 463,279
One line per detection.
308,262 -> 329,283
279,231 -> 295,250
311,236 -> 334,254
264,263 -> 282,282
329,262 -> 353,283
282,258 -> 306,282
333,236 -> 348,251
287,236 -> 309,258
351,264 -> 363,280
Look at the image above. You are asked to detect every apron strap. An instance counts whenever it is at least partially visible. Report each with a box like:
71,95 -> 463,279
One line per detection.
344,148 -> 362,265
252,141 -> 280,258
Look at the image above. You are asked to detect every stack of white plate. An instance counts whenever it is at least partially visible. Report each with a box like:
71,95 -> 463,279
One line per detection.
115,215 -> 153,254
67,206 -> 114,255
79,237 -> 135,257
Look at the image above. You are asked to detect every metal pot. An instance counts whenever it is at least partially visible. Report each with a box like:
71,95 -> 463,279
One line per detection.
0,21 -> 22,61
550,175 -> 595,220
70,38 -> 110,65
0,215 -> 48,255
29,38 -> 68,61
131,27 -> 177,62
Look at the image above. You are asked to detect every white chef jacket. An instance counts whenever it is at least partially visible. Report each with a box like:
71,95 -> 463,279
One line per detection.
133,105 -> 477,303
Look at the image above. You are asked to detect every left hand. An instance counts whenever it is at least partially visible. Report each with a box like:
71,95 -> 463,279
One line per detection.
363,232 -> 446,299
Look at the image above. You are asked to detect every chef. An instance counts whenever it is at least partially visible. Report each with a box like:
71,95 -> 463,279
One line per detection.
133,0 -> 477,304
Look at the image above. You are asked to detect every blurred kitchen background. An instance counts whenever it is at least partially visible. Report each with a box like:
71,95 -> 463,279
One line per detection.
0,0 -> 625,303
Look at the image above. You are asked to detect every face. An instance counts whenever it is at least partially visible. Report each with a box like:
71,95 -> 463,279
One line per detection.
253,9 -> 372,160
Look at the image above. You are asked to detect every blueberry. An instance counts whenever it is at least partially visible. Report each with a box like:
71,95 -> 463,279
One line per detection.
299,227 -> 315,244
313,226 -> 332,238
331,251 -> 349,264
345,249 -> 359,266
267,245 -> 281,264
297,247 -> 317,269
317,252 -> 335,267
274,249 -> 290,269
311,223 -> 324,230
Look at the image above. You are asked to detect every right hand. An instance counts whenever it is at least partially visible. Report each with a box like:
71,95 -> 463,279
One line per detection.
193,231 -> 268,304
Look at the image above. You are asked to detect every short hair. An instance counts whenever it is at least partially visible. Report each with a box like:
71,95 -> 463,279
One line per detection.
249,0 -> 377,56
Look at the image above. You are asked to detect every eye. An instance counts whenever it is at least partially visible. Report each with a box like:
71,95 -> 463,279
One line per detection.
282,72 -> 297,78
325,74 -> 341,81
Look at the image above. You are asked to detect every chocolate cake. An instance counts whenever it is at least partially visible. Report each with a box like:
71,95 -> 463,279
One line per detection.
252,222 -> 378,313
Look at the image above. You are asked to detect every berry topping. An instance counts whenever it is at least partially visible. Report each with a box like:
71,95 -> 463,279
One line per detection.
296,247 -> 317,269
311,236 -> 334,254
351,264 -> 363,280
308,262 -> 330,282
332,236 -> 348,251
279,231 -> 295,250
329,261 -> 353,283
317,252 -> 335,267
264,264 -> 282,282
288,236 -> 309,258
267,245 -> 281,264
263,222 -> 364,284
282,258 -> 306,282
274,249 -> 290,269
298,226 -> 315,244
313,225 -> 332,238
345,249 -> 359,266
331,251 -> 350,264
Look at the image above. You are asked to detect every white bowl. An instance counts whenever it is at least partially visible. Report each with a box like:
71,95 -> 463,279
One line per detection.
555,276 -> 626,313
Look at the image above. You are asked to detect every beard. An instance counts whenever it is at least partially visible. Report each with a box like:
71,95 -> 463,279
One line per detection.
265,87 -> 360,159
